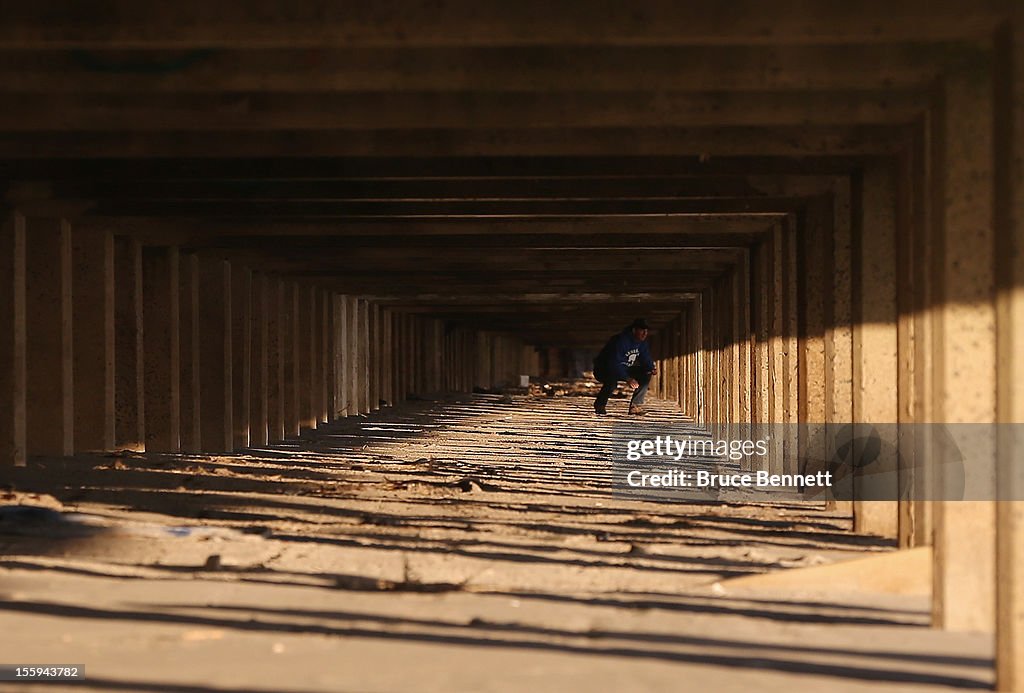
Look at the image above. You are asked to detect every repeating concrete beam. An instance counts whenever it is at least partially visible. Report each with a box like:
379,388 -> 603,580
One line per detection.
95,221 -> 776,252
0,90 -> 928,132
35,176 -> 794,202
315,269 -> 724,285
0,1 -> 1008,48
246,259 -> 741,278
226,246 -> 748,265
0,155 -> 862,180
367,292 -> 702,305
89,197 -> 804,218
0,44 -> 968,93
0,125 -> 911,158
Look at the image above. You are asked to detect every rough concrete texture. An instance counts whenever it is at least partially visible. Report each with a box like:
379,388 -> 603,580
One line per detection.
0,394 -> 992,692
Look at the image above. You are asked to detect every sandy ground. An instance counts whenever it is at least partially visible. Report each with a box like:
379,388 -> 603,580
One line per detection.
0,389 -> 994,692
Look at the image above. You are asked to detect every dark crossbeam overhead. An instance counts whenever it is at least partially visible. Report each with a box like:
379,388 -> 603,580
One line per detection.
0,0 -> 1008,47
0,156 -> 868,179
0,44 -> 968,93
0,125 -> 912,158
0,90 -> 928,131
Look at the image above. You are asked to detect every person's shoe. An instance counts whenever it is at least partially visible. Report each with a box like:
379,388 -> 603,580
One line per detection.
594,405 -> 608,415
628,405 -> 647,416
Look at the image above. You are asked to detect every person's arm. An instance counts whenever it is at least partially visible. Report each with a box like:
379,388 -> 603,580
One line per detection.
640,342 -> 656,373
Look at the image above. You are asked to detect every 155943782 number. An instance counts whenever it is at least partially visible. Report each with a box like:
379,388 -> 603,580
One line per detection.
0,665 -> 85,681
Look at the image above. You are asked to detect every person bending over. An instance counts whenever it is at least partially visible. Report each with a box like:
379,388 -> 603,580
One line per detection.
592,318 -> 657,416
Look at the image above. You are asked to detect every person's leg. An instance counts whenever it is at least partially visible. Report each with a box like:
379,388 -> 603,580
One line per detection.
628,366 -> 652,407
594,377 -> 617,412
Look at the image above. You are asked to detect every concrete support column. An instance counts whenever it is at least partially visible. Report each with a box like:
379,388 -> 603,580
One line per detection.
310,287 -> 323,425
0,211 -> 26,467
346,296 -> 361,415
381,308 -> 393,406
231,266 -> 251,449
682,308 -> 693,416
658,322 -> 668,403
141,246 -> 180,452
410,314 -> 419,397
266,277 -> 285,442
995,16 -> 1024,691
694,294 -> 707,427
403,314 -> 413,398
283,282 -> 300,437
896,147 -> 924,549
311,286 -> 327,421
403,313 -> 411,398
71,227 -> 114,452
782,218 -> 800,471
370,303 -> 381,410
198,256 -> 232,453
249,273 -> 269,446
359,299 -> 370,413
852,162 -> 900,538
25,217 -> 73,457
394,310 -> 403,396
711,286 -> 722,425
297,285 -> 315,431
114,236 -> 144,451
333,294 -> 348,417
477,332 -> 490,390
387,310 -> 397,403
826,181 -> 855,517
709,291 -> 719,424
799,198 -> 833,481
404,313 -> 413,399
179,254 -> 201,453
931,61 -> 998,633
722,274 -> 737,428
666,324 -> 675,404
737,254 -> 752,424
444,327 -> 453,392
451,329 -> 458,392
751,241 -> 770,428
321,288 -> 333,419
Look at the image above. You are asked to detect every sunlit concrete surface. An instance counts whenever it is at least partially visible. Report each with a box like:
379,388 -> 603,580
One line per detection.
0,392 -> 993,692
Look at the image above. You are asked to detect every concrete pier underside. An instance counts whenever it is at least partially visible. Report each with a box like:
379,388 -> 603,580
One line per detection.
0,2 -> 1022,690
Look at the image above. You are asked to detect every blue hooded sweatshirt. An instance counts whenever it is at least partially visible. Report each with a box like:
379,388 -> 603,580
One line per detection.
593,326 -> 655,381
